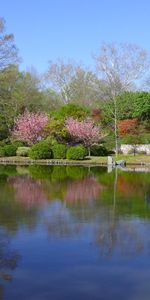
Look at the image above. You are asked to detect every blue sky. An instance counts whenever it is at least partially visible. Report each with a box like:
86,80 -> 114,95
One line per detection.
1,0 -> 150,73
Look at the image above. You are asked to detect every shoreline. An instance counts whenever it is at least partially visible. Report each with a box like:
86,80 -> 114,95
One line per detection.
0,156 -> 150,166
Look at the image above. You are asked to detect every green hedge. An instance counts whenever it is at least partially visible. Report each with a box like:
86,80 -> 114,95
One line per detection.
0,141 -> 27,157
52,143 -> 67,159
3,144 -> 17,156
0,147 -> 5,157
91,145 -> 108,156
66,145 -> 86,160
16,147 -> 30,157
29,140 -> 52,159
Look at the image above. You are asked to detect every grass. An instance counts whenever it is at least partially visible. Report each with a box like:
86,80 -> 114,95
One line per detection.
0,155 -> 150,165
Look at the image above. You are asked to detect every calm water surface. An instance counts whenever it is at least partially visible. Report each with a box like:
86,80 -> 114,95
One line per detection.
0,165 -> 150,300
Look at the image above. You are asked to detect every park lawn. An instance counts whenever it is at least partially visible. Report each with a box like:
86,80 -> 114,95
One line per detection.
0,155 -> 150,165
112,154 -> 150,164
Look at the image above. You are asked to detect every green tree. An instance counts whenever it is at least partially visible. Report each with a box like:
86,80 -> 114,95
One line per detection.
94,42 -> 149,156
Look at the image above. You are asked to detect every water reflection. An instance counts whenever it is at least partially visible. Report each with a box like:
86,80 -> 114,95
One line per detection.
64,175 -> 103,203
0,165 -> 150,299
44,202 -> 81,237
8,176 -> 46,209
0,227 -> 20,300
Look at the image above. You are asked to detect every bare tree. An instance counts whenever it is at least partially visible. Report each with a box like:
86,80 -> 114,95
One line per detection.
45,59 -> 81,103
94,42 -> 149,156
0,17 -> 19,69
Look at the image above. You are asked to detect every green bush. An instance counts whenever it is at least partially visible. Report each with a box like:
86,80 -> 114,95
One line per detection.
121,135 -> 143,145
0,141 -> 6,147
140,133 -> 150,144
52,143 -> 67,159
29,140 -> 52,160
16,147 -> 30,157
121,133 -> 150,145
3,144 -> 17,156
50,103 -> 89,121
91,145 -> 108,156
103,134 -> 115,152
0,147 -> 5,157
66,145 -> 86,160
13,140 -> 27,147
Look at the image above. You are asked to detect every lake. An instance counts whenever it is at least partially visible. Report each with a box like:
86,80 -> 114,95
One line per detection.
0,164 -> 150,300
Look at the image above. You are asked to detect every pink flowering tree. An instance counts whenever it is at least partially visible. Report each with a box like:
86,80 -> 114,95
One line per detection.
12,111 -> 49,145
65,118 -> 102,156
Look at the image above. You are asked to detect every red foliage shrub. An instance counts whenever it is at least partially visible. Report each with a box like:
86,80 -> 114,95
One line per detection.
118,118 -> 138,136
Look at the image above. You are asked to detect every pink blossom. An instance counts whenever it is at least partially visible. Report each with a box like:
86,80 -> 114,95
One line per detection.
65,118 -> 100,151
12,111 -> 48,144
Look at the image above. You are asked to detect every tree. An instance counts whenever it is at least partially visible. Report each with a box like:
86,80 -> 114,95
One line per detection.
0,65 -> 20,139
65,118 -> 101,156
67,69 -> 105,107
94,42 -> 149,155
11,68 -> 44,113
101,91 -> 150,128
45,59 -> 81,103
12,111 -> 48,145
50,103 -> 89,120
0,65 -> 54,141
0,17 -> 19,69
40,89 -> 62,111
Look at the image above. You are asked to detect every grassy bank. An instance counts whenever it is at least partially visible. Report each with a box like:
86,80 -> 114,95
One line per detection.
0,155 -> 150,166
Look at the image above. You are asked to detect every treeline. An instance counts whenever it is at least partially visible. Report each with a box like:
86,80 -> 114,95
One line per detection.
0,16 -> 150,153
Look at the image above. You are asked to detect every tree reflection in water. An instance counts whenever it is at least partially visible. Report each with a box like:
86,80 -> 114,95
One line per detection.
64,175 -> 103,203
3,166 -> 150,262
94,216 -> 146,257
45,202 -> 81,237
8,175 -> 46,209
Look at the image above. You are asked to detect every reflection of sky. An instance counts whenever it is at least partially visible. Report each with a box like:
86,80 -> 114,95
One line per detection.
1,166 -> 150,299
6,205 -> 150,300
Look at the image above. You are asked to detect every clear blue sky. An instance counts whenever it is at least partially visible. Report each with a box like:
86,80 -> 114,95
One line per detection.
1,0 -> 150,73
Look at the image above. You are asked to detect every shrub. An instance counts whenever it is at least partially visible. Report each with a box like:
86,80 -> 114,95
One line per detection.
13,140 -> 27,147
52,144 -> 67,159
91,145 -> 108,156
0,147 -> 5,157
103,134 -> 115,152
121,135 -> 142,145
139,133 -> 150,144
29,140 -> 52,160
3,144 -> 17,156
118,119 -> 138,136
66,145 -> 86,160
0,141 -> 6,147
16,147 -> 30,157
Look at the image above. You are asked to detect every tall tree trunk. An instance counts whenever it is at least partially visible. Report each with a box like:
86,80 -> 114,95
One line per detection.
114,96 -> 118,157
